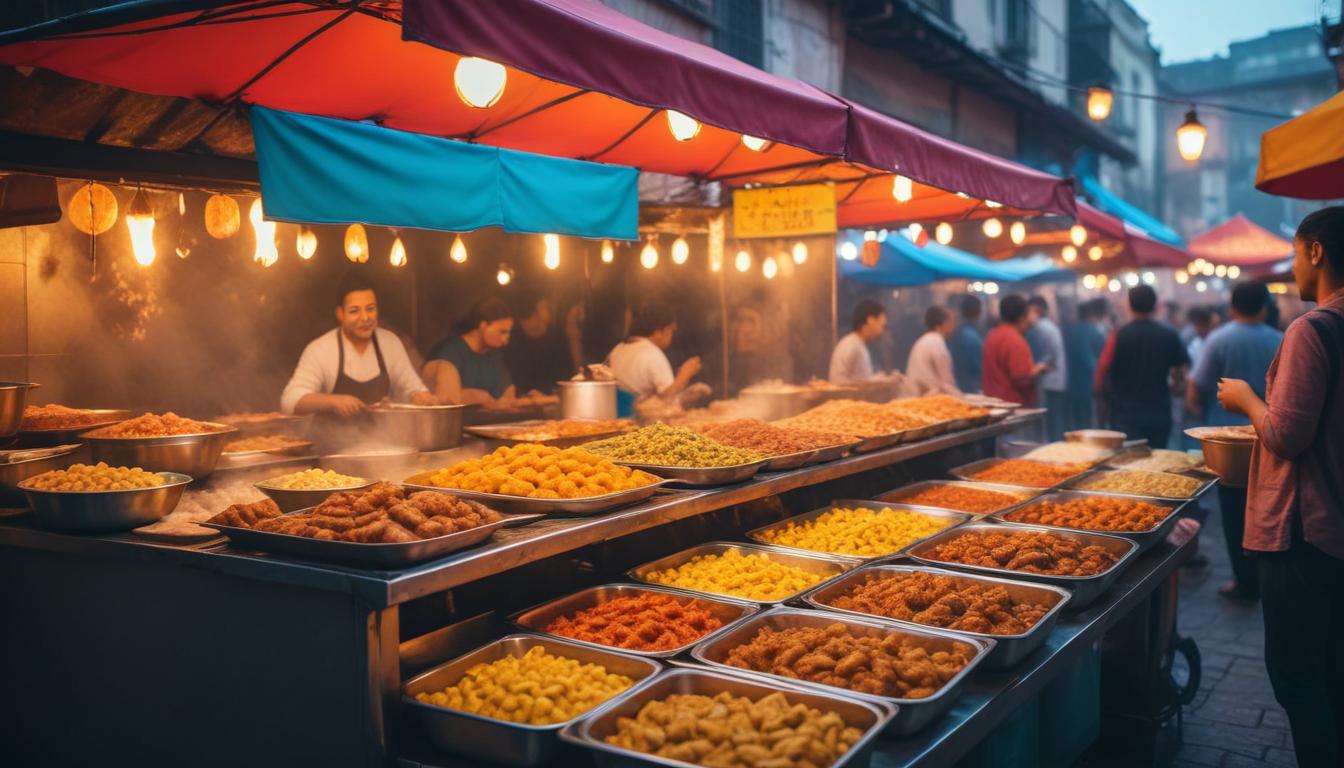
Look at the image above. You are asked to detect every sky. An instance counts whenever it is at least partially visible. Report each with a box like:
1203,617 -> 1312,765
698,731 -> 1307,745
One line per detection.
1127,0 -> 1331,63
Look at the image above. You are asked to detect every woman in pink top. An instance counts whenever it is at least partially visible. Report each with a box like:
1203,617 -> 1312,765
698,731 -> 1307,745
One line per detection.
1218,206 -> 1344,768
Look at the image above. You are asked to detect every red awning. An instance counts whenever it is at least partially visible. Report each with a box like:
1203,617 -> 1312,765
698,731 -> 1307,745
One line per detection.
1189,214 -> 1293,267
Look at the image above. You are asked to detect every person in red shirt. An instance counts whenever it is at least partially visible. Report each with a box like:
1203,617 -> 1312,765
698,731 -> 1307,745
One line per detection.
1218,206 -> 1344,768
981,294 -> 1049,406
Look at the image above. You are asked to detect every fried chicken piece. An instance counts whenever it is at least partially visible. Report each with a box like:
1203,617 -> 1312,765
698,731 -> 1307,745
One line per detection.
208,498 -> 283,528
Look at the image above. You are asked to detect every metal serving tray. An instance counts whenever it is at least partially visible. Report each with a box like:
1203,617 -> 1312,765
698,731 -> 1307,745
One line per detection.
905,521 -> 1139,608
850,430 -> 910,453
15,409 -> 132,447
403,633 -> 662,767
1064,468 -> 1218,501
465,419 -> 635,448
627,541 -> 860,606
1105,448 -> 1216,476
876,480 -> 1042,516
221,439 -> 315,459
400,479 -> 668,516
510,583 -> 759,659
761,440 -> 853,471
801,564 -> 1071,670
689,606 -> 993,736
559,667 -> 893,768
947,457 -> 1089,489
203,508 -> 541,569
994,490 -> 1186,552
612,458 -> 769,487
744,499 -> 969,561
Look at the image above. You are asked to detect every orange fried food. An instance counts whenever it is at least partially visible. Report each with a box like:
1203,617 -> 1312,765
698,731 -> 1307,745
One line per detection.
207,498 -> 283,528
965,459 -> 1087,488
224,434 -> 308,453
895,484 -> 1032,514
688,419 -> 855,456
84,411 -> 226,438
884,395 -> 990,422
242,482 -> 501,543
825,571 -> 1052,635
544,592 -> 724,651
775,399 -> 934,438
723,622 -> 973,699
922,530 -> 1120,576
1004,496 -> 1171,533
20,404 -> 116,431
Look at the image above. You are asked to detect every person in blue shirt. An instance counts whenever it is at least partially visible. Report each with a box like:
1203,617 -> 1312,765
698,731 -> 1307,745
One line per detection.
1063,298 -> 1108,431
423,297 -> 519,410
947,295 -> 985,394
1186,282 -> 1284,602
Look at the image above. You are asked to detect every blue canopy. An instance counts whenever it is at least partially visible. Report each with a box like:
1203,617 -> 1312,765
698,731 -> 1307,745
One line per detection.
837,232 -> 1065,286
1078,174 -> 1184,246
251,107 -> 638,240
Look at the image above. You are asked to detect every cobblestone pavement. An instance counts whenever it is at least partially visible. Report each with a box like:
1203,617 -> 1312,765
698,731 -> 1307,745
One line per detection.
1164,503 -> 1297,768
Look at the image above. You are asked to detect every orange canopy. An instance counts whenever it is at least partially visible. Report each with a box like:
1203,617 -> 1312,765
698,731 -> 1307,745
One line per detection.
1188,214 -> 1293,267
1256,91 -> 1344,200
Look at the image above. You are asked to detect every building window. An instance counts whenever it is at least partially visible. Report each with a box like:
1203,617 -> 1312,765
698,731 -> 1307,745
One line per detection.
994,0 -> 1035,63
713,0 -> 764,68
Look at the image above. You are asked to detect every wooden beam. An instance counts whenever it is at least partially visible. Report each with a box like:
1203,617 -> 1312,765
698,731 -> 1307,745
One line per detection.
0,130 -> 258,191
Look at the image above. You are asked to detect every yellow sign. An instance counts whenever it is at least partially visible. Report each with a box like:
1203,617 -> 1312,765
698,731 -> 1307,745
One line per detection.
732,183 -> 836,238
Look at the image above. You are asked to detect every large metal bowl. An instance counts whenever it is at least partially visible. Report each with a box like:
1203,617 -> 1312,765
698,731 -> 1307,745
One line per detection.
1184,428 -> 1255,488
19,471 -> 192,532
16,409 -> 132,447
0,444 -> 83,507
0,382 -> 39,439
254,479 -> 375,512
367,404 -> 473,451
81,423 -> 237,479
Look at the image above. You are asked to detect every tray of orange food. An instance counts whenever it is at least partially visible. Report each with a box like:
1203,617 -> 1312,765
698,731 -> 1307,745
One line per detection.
948,457 -> 1090,489
993,490 -> 1186,551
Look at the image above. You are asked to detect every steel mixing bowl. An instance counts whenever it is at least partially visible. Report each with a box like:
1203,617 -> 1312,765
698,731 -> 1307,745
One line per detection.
1186,429 -> 1255,488
19,471 -> 192,532
81,423 -> 238,479
0,444 -> 84,507
254,480 -> 375,513
366,404 -> 472,452
0,382 -> 39,439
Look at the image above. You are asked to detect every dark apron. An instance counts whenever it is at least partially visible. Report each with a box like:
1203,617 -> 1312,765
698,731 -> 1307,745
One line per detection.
332,331 -> 391,405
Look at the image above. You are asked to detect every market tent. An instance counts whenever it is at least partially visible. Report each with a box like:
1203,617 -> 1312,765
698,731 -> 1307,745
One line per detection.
1078,174 -> 1184,246
1188,214 -> 1293,268
836,232 -> 1065,287
251,107 -> 637,238
1256,91 -> 1344,199
986,201 -> 1188,270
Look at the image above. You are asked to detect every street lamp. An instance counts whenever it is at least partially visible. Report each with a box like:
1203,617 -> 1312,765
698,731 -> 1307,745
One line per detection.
1087,85 -> 1114,121
1177,108 -> 1207,163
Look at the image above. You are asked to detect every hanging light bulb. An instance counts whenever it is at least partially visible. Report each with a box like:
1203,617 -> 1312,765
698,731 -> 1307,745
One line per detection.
905,223 -> 929,248
981,217 -> 1003,238
1202,262 -> 1215,276
1175,270 -> 1190,285
1142,271 -> 1157,285
249,198 -> 278,267
839,241 -> 858,261
1196,280 -> 1208,292
891,175 -> 913,203
496,264 -> 513,285
344,223 -> 369,263
1188,260 -> 1202,274
204,193 -> 240,239
934,222 -> 953,245
1069,224 -> 1088,247
1176,107 -> 1207,162
791,241 -> 808,265
389,233 -> 407,268
640,238 -> 659,269
1214,264 -> 1228,278
450,234 -> 468,263
125,186 -> 156,267
1088,245 -> 1103,261
984,200 -> 1003,209
1062,245 -> 1078,263
671,236 -> 689,265
1228,265 -> 1241,279
1087,85 -> 1114,121
665,110 -> 701,142
296,225 -> 317,260
453,57 -> 507,108
1083,274 -> 1098,290
1009,221 -> 1026,245
734,249 -> 752,272
543,233 -> 560,270
1124,272 -> 1140,287
741,135 -> 771,152
600,239 -> 615,264
762,256 -> 778,280
1108,278 -> 1122,293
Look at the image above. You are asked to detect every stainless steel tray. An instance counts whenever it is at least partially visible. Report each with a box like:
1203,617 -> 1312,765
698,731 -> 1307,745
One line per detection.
744,499 -> 969,561
15,408 -> 132,447
876,480 -> 1042,516
761,440 -> 853,471
19,471 -> 192,533
688,606 -> 992,736
611,458 -> 768,487
801,564 -> 1071,670
221,439 -> 315,459
203,508 -> 540,568
993,490 -> 1186,552
214,412 -> 314,437
905,521 -> 1139,608
627,541 -> 859,606
404,633 -> 662,767
1104,448 -> 1216,476
400,479 -> 668,516
559,667 -> 893,768
1064,468 -> 1218,501
850,430 -> 909,453
947,456 -> 1089,489
464,419 -> 635,448
510,583 -> 759,659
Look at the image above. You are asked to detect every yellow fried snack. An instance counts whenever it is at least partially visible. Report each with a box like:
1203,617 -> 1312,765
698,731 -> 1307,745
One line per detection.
414,646 -> 633,725
261,468 -> 366,490
581,423 -> 764,467
643,549 -> 828,601
757,505 -> 953,557
407,444 -> 659,499
25,462 -> 166,491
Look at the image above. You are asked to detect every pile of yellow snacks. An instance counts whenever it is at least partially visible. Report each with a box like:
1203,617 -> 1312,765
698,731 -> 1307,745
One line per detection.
414,646 -> 633,725
643,548 -> 827,601
581,423 -> 763,468
756,505 -> 952,557
260,468 -> 366,490
407,444 -> 659,499
1071,469 -> 1203,499
25,462 -> 165,491
885,394 -> 990,423
607,690 -> 862,767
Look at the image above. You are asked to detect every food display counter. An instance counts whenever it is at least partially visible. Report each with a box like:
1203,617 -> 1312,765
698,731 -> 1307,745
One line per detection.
0,410 -> 1199,767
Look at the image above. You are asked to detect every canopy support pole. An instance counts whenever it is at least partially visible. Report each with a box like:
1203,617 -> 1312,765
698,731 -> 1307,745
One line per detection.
467,88 -> 591,140
582,108 -> 659,162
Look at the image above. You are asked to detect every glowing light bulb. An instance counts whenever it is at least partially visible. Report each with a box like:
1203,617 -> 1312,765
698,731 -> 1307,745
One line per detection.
839,242 -> 858,261
454,57 -> 506,108
791,241 -> 808,265
981,217 -> 1003,238
1175,270 -> 1190,284
891,175 -> 913,203
1177,108 -> 1207,162
863,230 -> 877,242
1142,271 -> 1156,285
666,110 -> 700,142
543,233 -> 560,270
1083,275 -> 1097,290
1062,245 -> 1078,263
671,237 -> 689,265
1124,272 -> 1140,287
1188,260 -> 1202,274
1202,263 -> 1215,276
249,198 -> 278,267
1196,280 -> 1208,293
985,200 -> 1003,209
600,240 -> 614,263
1009,221 -> 1026,245
935,222 -> 953,245
734,249 -> 751,272
1108,279 -> 1122,292
1228,265 -> 1241,279
344,223 -> 369,263
496,265 -> 512,285
762,256 -> 778,280
450,234 -> 468,263
984,281 -> 999,295
1214,264 -> 1227,278
640,240 -> 658,269
389,234 -> 407,268
1087,85 -> 1114,120
296,226 -> 317,260
1070,224 -> 1087,247
741,135 -> 770,152
125,188 -> 156,267
1088,245 -> 1103,261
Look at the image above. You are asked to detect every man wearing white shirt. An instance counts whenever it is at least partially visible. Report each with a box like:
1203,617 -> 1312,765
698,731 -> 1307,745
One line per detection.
830,300 -> 893,384
281,275 -> 436,416
906,306 -> 960,395
606,301 -> 701,399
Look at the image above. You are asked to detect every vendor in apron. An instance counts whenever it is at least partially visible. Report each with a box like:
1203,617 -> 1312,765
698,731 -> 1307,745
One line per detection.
280,274 -> 436,416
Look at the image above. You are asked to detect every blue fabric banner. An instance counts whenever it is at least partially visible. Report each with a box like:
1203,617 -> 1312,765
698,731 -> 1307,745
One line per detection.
836,232 -> 1070,286
250,107 -> 638,240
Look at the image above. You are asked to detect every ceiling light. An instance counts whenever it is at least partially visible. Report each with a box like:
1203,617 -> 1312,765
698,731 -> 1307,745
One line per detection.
666,110 -> 701,142
125,187 -> 156,267
454,57 -> 507,109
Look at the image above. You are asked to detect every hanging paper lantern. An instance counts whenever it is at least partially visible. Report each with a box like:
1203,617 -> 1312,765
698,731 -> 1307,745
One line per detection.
861,240 -> 881,267
67,183 -> 118,235
204,194 -> 241,239
344,223 -> 369,263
